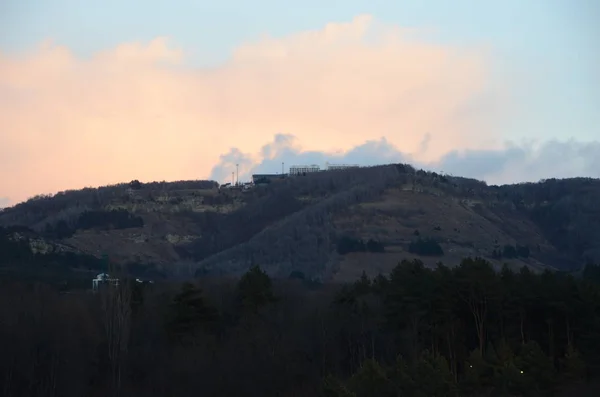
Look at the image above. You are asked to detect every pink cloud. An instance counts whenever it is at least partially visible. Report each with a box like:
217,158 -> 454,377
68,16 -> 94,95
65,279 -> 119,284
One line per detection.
0,15 -> 504,204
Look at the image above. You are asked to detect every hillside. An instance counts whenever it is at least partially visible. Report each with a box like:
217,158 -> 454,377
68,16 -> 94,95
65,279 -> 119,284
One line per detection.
1,165 -> 599,282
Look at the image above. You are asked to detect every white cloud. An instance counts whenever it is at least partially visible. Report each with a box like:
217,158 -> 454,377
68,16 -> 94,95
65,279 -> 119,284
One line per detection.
1,15 -> 504,203
211,134 -> 600,184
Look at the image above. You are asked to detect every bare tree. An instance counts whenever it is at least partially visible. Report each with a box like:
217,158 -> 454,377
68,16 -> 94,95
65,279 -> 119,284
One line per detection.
100,260 -> 132,397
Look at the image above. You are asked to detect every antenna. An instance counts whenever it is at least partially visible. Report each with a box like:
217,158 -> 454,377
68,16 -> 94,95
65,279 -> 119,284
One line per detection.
282,162 -> 284,175
236,163 -> 239,186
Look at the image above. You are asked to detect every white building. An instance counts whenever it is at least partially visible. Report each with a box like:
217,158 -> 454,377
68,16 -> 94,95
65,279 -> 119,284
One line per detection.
289,164 -> 321,175
92,273 -> 120,292
325,162 -> 359,171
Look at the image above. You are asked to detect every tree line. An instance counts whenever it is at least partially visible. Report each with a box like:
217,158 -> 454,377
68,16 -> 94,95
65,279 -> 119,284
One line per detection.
0,226 -> 166,285
0,180 -> 217,230
42,208 -> 144,238
3,258 -> 600,396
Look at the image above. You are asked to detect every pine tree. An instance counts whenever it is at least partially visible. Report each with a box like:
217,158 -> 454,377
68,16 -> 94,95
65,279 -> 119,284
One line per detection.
236,265 -> 277,314
166,282 -> 218,345
320,375 -> 355,397
516,340 -> 556,395
412,350 -> 457,397
347,359 -> 394,397
561,343 -> 586,383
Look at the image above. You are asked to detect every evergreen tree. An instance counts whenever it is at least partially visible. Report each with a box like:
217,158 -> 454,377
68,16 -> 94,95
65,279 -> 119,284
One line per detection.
412,350 -> 457,397
320,375 -> 356,397
560,343 -> 586,383
166,282 -> 218,345
236,265 -> 277,314
516,340 -> 556,395
347,359 -> 394,397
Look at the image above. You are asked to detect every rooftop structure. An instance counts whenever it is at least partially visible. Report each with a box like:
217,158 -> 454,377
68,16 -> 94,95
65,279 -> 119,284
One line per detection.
325,162 -> 360,171
92,273 -> 120,292
289,164 -> 321,175
252,173 -> 285,184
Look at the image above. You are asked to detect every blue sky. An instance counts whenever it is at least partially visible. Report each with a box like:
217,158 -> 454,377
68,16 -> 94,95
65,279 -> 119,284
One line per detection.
0,0 -> 598,204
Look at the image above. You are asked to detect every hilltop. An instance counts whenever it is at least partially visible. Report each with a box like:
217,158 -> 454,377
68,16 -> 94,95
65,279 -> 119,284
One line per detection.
1,164 -> 599,283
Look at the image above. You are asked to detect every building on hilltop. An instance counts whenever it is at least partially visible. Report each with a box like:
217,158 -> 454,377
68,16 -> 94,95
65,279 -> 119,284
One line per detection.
325,162 -> 360,171
252,173 -> 285,184
289,164 -> 321,175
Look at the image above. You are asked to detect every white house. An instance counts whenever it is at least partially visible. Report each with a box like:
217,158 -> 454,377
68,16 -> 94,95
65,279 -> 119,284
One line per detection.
92,273 -> 120,292
289,164 -> 321,175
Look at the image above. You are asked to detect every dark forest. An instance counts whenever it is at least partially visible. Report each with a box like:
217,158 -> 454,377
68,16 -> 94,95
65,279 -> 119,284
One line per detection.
2,258 -> 600,396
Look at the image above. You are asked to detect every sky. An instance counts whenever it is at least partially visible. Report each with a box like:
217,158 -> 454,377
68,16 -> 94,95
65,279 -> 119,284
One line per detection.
0,0 -> 599,206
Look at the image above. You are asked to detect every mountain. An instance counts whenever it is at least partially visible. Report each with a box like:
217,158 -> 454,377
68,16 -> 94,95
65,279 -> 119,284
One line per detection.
1,165 -> 599,283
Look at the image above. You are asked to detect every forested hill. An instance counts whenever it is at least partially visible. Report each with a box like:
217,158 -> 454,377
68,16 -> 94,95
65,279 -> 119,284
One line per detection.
1,165 -> 599,282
